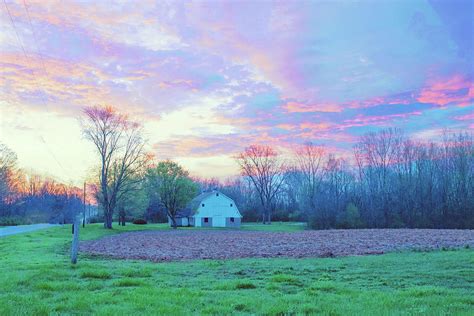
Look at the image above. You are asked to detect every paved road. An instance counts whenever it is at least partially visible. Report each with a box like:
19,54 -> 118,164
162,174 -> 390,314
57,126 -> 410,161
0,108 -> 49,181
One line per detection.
0,224 -> 59,237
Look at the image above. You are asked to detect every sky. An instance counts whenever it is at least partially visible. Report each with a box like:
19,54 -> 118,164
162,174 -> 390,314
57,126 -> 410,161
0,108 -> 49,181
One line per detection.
1,0 -> 473,185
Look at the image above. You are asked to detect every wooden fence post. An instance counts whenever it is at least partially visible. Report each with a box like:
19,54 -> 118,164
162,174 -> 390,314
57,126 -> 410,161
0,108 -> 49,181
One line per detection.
71,215 -> 80,264
83,182 -> 86,227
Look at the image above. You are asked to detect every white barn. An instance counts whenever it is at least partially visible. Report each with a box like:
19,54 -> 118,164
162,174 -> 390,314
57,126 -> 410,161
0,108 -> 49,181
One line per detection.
169,190 -> 242,228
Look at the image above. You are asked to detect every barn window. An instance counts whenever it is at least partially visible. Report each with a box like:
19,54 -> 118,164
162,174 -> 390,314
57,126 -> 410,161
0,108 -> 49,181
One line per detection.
230,203 -> 233,207
204,217 -> 209,223
202,203 -> 205,207
230,217 -> 235,223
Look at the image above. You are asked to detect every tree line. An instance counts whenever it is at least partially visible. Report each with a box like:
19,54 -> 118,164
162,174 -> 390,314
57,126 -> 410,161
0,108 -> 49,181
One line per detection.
0,144 -> 87,225
82,106 -> 472,229
1,105 -> 472,229
230,128 -> 474,229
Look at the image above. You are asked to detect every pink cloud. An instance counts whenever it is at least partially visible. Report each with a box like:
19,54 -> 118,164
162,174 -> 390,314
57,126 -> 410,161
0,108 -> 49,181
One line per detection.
0,53 -> 152,117
282,101 -> 342,113
454,113 -> 474,121
339,112 -> 422,129
158,79 -> 195,89
276,123 -> 296,131
300,122 -> 332,130
417,75 -> 473,107
293,131 -> 356,143
275,122 -> 332,132
348,95 -> 414,109
0,53 -> 108,106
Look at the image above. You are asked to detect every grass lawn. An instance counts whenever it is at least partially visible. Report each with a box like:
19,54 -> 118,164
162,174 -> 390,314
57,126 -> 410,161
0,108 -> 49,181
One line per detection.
0,223 -> 472,315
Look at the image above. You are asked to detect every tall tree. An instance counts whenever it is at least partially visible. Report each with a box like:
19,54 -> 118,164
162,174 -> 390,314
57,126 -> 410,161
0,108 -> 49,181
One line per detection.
354,128 -> 404,226
146,160 -> 198,229
81,105 -> 147,229
294,142 -> 326,219
236,145 -> 286,224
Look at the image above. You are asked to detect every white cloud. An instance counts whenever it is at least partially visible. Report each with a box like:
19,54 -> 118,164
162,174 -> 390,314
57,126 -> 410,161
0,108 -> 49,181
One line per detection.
145,94 -> 237,140
177,154 -> 239,181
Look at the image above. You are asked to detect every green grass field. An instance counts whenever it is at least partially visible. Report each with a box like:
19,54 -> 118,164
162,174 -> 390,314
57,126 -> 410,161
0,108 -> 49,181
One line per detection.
0,223 -> 472,315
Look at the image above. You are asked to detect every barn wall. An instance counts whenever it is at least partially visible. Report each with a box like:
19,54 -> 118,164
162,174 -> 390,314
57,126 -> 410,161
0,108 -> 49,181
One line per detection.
168,216 -> 180,226
191,191 -> 243,228
168,217 -> 189,227
213,216 -> 226,227
201,217 -> 213,227
226,217 -> 241,228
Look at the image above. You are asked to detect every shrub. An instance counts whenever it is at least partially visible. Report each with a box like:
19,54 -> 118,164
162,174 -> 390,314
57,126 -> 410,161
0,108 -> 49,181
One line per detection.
0,216 -> 31,226
132,218 -> 147,225
336,203 -> 363,229
88,215 -> 103,224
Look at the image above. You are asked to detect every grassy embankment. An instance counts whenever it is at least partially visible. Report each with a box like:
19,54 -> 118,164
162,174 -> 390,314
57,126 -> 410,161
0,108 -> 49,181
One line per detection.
0,222 -> 472,315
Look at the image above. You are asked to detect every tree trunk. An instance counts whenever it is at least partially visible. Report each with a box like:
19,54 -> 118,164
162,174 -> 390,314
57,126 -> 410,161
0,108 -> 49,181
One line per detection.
262,205 -> 271,224
171,217 -> 177,229
104,210 -> 113,229
118,210 -> 126,226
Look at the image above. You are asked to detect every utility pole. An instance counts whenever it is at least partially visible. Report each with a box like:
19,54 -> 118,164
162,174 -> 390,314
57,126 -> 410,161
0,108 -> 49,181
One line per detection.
71,215 -> 80,264
83,181 -> 86,228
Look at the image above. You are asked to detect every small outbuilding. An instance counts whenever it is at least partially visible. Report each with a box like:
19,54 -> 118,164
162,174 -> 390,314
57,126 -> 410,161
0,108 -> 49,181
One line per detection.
168,190 -> 242,228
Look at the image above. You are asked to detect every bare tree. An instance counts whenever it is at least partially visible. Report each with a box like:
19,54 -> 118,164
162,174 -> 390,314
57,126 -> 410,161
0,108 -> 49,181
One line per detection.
26,174 -> 43,197
354,128 -> 404,226
82,105 -> 147,229
294,142 -> 326,218
0,143 -> 17,172
236,145 -> 286,224
0,143 -> 20,211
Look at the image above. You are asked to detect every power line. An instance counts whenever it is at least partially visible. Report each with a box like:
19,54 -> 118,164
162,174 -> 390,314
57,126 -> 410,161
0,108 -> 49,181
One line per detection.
22,0 -> 48,75
3,0 -> 29,58
2,0 -> 74,181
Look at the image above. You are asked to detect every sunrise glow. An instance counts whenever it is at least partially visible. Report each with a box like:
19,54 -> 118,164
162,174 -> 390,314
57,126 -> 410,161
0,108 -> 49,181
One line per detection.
1,0 -> 472,185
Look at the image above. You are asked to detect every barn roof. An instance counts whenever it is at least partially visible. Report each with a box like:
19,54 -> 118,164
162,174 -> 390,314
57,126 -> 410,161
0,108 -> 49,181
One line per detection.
175,190 -> 240,218
174,191 -> 218,218
175,207 -> 193,218
173,190 -> 239,218
186,191 -> 217,211
174,192 -> 216,218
